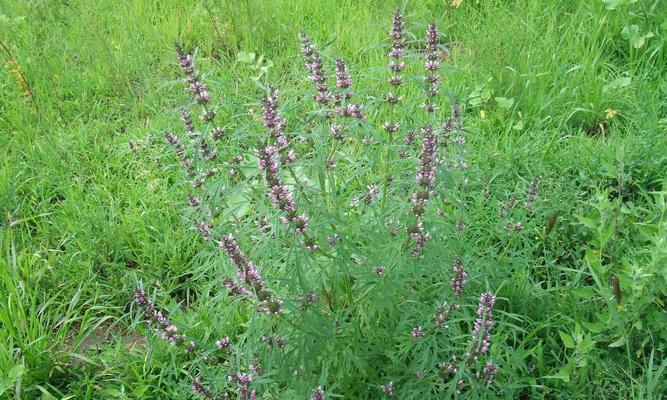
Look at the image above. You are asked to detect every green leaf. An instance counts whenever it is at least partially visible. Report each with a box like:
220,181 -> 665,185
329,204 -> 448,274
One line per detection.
576,214 -> 597,229
495,96 -> 514,109
236,51 -> 256,63
621,25 -> 655,49
543,363 -> 572,382
8,365 -> 24,380
560,331 -> 575,349
603,76 -> 632,92
582,321 -> 605,333
602,0 -> 637,10
573,287 -> 595,298
608,337 -> 627,348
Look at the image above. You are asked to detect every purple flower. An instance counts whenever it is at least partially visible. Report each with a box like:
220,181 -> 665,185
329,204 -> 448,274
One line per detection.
421,23 -> 441,112
433,301 -> 459,329
524,177 -> 540,209
409,222 -> 430,256
164,131 -> 192,172
387,9 -> 405,88
300,32 -> 330,104
470,292 -> 496,360
134,289 -> 184,346
478,360 -> 499,385
437,356 -> 459,376
192,377 -> 214,399
218,235 -> 282,315
381,381 -> 395,397
262,86 -> 289,149
311,386 -> 327,400
411,326 -> 424,339
335,57 -> 352,90
450,258 -> 468,298
216,337 -> 232,351
181,109 -> 194,133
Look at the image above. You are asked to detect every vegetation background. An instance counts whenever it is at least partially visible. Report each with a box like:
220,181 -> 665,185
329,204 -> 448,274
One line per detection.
0,0 -> 665,399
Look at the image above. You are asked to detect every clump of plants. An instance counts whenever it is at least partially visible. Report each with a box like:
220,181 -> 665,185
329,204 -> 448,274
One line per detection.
134,10 -> 522,399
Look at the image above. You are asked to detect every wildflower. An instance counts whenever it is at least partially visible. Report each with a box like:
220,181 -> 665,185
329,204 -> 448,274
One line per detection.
134,288 -> 184,346
382,122 -> 400,133
477,360 -> 499,385
195,221 -> 212,241
300,32 -> 330,104
257,145 -> 309,236
330,124 -> 343,139
437,356 -> 459,375
409,221 -> 430,256
192,377 -> 214,399
363,185 -> 381,205
262,86 -> 289,149
219,235 -> 282,315
381,381 -> 395,397
216,337 -> 232,351
470,292 -> 496,361
164,131 -> 192,172
335,57 -> 352,91
184,340 -> 196,354
262,335 -> 286,349
524,177 -> 540,209
404,130 -> 417,146
387,92 -> 402,104
211,126 -> 224,140
311,386 -> 327,400
450,258 -> 468,298
411,326 -> 424,339
387,9 -> 406,88
433,301 -> 459,329
421,23 -> 441,112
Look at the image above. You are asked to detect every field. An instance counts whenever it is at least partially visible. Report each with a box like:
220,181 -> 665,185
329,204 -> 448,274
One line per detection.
1,0 -> 666,399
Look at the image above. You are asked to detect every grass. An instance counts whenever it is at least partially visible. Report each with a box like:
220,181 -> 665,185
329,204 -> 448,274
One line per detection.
0,0 -> 666,398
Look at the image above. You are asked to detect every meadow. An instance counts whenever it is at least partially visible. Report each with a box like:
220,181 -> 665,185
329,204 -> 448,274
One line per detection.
0,0 -> 666,399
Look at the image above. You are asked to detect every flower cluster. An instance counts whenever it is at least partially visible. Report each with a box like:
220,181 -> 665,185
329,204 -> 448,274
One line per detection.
383,9 -> 406,135
409,125 -> 439,255
334,57 -> 352,93
381,381 -> 395,397
134,289 -> 185,346
477,360 -> 499,385
450,258 -> 468,298
421,23 -> 441,112
192,377 -> 214,399
524,177 -> 540,210
263,86 -> 289,149
311,386 -> 327,400
469,292 -> 496,361
432,301 -> 459,329
257,145 -> 310,236
300,32 -> 330,104
175,43 -> 215,121
387,9 -> 406,88
219,234 -> 283,315
164,131 -> 192,173
228,370 -> 257,400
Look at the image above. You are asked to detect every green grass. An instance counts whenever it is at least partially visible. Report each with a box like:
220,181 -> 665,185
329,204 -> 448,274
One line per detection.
1,0 -> 666,398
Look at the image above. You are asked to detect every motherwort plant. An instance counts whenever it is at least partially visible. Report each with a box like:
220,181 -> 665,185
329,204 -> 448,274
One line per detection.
134,9 -> 508,399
